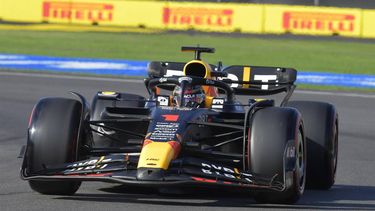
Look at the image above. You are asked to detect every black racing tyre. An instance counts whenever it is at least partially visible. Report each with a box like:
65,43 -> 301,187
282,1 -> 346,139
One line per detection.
287,101 -> 338,190
248,107 -> 306,204
26,98 -> 83,195
91,92 -> 146,147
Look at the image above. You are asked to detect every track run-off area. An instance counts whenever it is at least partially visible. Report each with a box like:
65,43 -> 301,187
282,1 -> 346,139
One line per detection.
1,54 -> 374,88
0,71 -> 375,210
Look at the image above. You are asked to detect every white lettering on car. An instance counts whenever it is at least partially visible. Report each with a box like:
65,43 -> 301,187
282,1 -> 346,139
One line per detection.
200,162 -> 253,181
219,73 -> 239,88
64,158 -> 112,173
254,75 -> 277,90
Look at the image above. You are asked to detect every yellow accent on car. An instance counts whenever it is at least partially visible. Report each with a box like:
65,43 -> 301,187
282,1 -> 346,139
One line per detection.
243,66 -> 251,88
97,156 -> 105,163
234,168 -> 241,179
183,60 -> 212,79
137,142 -> 175,170
205,96 -> 214,108
254,98 -> 266,102
182,60 -> 219,98
101,91 -> 117,95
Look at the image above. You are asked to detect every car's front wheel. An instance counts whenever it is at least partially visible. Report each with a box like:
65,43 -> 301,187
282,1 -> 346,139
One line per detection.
247,107 -> 306,204
25,98 -> 84,195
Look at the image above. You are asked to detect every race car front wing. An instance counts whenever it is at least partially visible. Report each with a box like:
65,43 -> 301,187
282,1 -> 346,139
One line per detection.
21,153 -> 285,192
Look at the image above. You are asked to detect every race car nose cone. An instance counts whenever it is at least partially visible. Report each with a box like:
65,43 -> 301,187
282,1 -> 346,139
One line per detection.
137,140 -> 181,169
136,168 -> 165,181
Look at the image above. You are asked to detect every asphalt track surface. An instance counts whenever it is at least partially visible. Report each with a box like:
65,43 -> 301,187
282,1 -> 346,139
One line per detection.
1,71 -> 375,211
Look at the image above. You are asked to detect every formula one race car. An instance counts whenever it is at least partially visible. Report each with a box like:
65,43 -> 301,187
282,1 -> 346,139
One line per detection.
20,47 -> 338,204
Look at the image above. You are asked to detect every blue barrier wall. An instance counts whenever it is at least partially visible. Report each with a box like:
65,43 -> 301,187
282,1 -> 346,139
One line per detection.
0,54 -> 374,88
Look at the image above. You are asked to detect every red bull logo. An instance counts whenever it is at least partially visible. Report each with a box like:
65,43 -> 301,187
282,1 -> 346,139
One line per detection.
283,11 -> 355,33
43,1 -> 114,22
163,7 -> 233,27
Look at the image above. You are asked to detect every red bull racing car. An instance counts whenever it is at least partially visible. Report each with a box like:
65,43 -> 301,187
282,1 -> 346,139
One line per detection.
20,47 -> 339,204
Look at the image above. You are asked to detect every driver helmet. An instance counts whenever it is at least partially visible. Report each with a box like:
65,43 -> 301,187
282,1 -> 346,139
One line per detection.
173,84 -> 205,108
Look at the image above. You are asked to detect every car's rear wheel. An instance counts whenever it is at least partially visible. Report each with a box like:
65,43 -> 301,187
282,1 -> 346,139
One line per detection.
248,107 -> 306,204
25,98 -> 83,195
287,101 -> 338,189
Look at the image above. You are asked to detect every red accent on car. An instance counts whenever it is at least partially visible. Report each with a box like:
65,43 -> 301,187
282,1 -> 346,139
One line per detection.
191,176 -> 216,183
28,105 -> 36,127
142,139 -> 153,147
247,127 -> 251,170
58,173 -> 112,177
168,141 -> 181,158
162,114 -> 179,121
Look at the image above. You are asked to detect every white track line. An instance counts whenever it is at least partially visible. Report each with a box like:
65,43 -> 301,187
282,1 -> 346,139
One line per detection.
295,90 -> 375,99
1,71 -> 374,98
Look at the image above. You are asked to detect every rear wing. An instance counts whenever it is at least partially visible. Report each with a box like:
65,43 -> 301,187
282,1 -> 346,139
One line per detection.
147,61 -> 297,95
222,65 -> 297,95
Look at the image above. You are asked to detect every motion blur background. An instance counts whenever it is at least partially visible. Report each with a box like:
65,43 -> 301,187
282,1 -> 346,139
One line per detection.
1,0 -> 375,38
0,0 -> 374,88
185,0 -> 375,9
